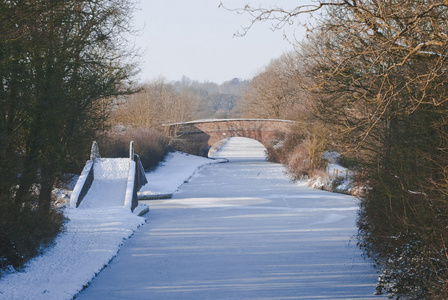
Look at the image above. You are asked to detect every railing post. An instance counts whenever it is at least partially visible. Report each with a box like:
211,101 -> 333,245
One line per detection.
129,141 -> 134,161
90,141 -> 101,161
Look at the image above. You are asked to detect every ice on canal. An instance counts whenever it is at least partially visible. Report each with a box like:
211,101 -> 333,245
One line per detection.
78,137 -> 386,299
209,137 -> 268,161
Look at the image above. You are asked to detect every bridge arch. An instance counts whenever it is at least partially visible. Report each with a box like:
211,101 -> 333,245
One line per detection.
208,137 -> 267,159
168,119 -> 295,157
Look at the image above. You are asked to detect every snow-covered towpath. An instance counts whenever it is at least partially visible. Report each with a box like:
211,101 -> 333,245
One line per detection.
77,137 -> 386,299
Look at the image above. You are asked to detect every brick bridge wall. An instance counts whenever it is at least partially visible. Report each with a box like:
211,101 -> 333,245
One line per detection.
170,119 -> 295,156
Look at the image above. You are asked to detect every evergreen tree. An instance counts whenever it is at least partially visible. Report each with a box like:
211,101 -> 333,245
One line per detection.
0,0 -> 138,271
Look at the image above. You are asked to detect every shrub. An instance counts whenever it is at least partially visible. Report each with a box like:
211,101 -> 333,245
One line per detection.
98,127 -> 169,171
0,200 -> 64,276
357,170 -> 448,299
267,125 -> 330,180
172,134 -> 210,157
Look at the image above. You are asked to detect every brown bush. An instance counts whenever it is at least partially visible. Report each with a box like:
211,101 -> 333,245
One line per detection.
98,127 -> 169,171
286,144 -> 313,178
267,125 -> 330,179
171,134 -> 210,157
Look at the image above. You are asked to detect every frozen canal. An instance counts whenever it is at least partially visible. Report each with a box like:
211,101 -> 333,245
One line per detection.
77,137 -> 384,299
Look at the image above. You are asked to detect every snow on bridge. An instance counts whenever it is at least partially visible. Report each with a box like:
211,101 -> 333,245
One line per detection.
70,141 -> 147,212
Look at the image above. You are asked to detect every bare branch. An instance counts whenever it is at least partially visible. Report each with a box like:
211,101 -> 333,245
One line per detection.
219,1 -> 346,36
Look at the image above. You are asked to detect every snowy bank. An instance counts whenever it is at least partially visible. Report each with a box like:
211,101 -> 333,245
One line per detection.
0,151 -> 221,300
138,151 -> 226,199
296,151 -> 358,195
0,207 -> 144,300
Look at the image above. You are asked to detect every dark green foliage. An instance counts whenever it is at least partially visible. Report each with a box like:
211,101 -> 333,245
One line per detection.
0,203 -> 64,275
0,0 -> 137,272
353,101 -> 448,298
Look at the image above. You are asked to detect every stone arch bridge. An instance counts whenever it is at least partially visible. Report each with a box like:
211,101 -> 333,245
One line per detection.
167,119 -> 295,156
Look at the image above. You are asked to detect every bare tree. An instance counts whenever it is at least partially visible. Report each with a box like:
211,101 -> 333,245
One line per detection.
228,1 -> 448,297
114,77 -> 195,134
239,52 -> 306,119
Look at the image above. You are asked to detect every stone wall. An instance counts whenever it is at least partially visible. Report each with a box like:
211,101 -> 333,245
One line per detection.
172,119 -> 294,156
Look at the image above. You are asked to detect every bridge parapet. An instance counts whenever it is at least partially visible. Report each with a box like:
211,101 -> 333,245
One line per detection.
168,119 -> 295,156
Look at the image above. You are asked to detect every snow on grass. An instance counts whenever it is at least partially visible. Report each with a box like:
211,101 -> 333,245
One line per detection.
138,151 -> 225,198
0,207 -> 144,300
296,151 -> 357,195
0,151 -> 221,300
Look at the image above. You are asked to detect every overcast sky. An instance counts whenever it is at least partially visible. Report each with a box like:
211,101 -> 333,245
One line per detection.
132,1 -> 306,84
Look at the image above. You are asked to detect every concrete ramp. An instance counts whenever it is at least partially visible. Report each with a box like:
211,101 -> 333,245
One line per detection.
77,158 -> 129,209
70,141 -> 147,211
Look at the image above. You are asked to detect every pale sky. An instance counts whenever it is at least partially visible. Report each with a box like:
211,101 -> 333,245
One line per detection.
133,1 -> 306,84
